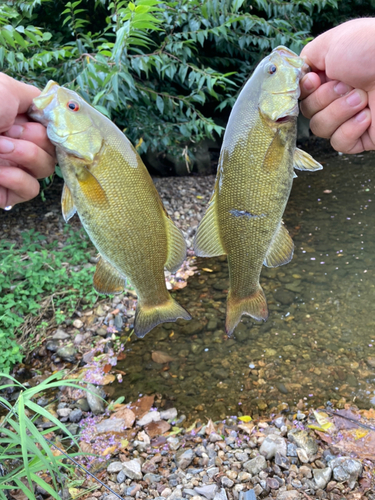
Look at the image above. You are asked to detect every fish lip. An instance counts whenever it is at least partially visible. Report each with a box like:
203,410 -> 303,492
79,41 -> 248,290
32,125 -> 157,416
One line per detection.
28,80 -> 59,125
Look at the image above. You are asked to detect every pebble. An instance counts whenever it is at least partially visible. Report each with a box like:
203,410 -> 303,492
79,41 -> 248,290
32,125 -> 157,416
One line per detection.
175,448 -> 195,469
243,455 -> 267,475
69,408 -> 83,423
330,456 -> 362,489
259,434 -> 287,459
56,345 -> 77,362
122,459 -> 143,480
52,329 -> 70,340
86,386 -> 106,415
313,467 -> 332,489
220,477 -> 233,488
137,411 -> 161,426
160,408 -> 178,420
73,319 -> 83,328
194,485 -> 217,500
107,461 -> 124,473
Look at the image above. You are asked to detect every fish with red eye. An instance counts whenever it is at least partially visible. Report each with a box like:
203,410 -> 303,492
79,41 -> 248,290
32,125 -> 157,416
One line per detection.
67,101 -> 80,112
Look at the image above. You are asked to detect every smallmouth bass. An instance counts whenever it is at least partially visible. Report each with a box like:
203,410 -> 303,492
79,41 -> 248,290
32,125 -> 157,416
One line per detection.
29,81 -> 191,337
194,46 -> 322,335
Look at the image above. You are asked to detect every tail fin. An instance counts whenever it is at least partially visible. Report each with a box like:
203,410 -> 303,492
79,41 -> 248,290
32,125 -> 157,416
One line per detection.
134,296 -> 191,338
226,286 -> 268,336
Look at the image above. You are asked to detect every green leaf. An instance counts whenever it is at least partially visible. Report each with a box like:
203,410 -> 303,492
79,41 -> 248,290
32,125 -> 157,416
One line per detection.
156,95 -> 164,114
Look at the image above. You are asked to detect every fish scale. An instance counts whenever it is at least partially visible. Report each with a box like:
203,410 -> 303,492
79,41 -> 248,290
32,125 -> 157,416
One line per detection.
29,81 -> 191,338
194,46 -> 322,335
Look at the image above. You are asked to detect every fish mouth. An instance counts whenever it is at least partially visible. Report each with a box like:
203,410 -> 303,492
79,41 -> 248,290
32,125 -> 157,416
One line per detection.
28,80 -> 59,125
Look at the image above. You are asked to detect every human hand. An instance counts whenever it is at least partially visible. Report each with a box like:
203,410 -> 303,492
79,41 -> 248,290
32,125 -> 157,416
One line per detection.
299,18 -> 375,154
0,73 -> 56,209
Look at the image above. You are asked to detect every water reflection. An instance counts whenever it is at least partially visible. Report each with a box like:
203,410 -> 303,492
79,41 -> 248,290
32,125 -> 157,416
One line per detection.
111,150 -> 375,421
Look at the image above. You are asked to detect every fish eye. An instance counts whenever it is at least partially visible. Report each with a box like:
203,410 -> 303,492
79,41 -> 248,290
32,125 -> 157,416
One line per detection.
67,101 -> 80,112
268,64 -> 277,75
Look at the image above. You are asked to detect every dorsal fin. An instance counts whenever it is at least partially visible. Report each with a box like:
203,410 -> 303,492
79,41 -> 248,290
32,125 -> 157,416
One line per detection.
264,223 -> 294,268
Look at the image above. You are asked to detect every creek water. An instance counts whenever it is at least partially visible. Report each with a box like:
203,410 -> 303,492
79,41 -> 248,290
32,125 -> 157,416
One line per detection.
109,147 -> 375,422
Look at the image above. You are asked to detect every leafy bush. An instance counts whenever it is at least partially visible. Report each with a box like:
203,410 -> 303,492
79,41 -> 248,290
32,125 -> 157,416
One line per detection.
0,227 -> 99,373
1,0 -> 338,162
0,372 -> 90,500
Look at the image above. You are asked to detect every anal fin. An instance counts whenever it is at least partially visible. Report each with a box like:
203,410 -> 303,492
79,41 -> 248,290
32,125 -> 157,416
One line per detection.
264,223 -> 294,267
294,148 -> 323,171
93,256 -> 126,294
165,216 -> 187,273
193,186 -> 225,257
61,183 -> 77,222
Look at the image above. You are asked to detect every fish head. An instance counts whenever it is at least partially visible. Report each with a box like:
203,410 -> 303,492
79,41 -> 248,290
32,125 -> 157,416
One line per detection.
257,46 -> 308,124
29,81 -> 102,162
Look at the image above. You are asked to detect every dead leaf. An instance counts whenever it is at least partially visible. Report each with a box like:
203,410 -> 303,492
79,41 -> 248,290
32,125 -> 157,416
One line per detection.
151,351 -> 175,364
314,431 -> 333,444
101,444 -> 117,456
333,409 -> 361,430
80,442 -> 94,454
129,394 -> 155,419
145,420 -> 171,438
112,407 -> 136,428
362,408 -> 375,420
205,419 -> 217,435
117,352 -> 126,361
238,423 -> 255,434
98,374 -> 115,385
103,363 -> 112,373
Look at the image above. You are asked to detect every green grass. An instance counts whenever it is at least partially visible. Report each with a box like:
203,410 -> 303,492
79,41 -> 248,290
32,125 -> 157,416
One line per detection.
0,227 -> 102,373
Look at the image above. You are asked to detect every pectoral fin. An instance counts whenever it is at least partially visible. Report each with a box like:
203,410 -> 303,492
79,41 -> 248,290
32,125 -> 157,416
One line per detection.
93,256 -> 126,294
264,223 -> 294,267
193,184 -> 225,257
61,183 -> 77,222
76,165 -> 108,205
165,216 -> 187,273
294,148 -> 323,171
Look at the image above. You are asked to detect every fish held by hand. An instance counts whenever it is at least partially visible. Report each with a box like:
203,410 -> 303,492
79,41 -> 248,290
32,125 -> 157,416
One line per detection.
29,81 -> 191,338
194,46 -> 322,335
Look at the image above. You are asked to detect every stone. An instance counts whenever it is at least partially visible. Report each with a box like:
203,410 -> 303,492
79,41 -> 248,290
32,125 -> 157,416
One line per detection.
220,477 -> 234,488
160,408 -> 178,420
209,432 -> 223,443
52,329 -> 70,340
287,430 -> 318,457
144,473 -> 161,484
237,472 -> 251,482
167,436 -> 181,450
73,319 -> 83,328
123,459 -> 143,480
57,408 -> 72,418
194,485 -> 218,500
259,434 -> 287,459
213,489 -> 228,500
234,451 -> 248,462
299,465 -> 312,478
267,477 -> 280,489
275,451 -> 290,469
330,456 -> 362,489
238,491 -> 256,500
117,470 -> 126,483
181,320 -> 204,335
74,333 -> 84,345
96,418 -> 125,434
226,470 -> 237,480
137,411 -> 161,426
274,289 -> 295,305
296,448 -> 309,463
56,345 -> 77,362
243,455 -> 267,475
69,408 -> 83,423
313,467 -> 332,489
175,448 -> 195,469
46,340 -> 60,352
75,398 -> 90,412
207,467 -> 219,478
276,492 -> 301,500
107,461 -> 124,473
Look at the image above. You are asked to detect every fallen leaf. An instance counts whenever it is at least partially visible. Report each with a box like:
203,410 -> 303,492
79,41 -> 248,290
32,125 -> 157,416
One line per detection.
205,419 -> 217,435
98,374 -> 115,385
314,431 -> 333,444
333,409 -> 361,430
151,351 -> 174,363
172,281 -> 187,290
112,407 -> 136,428
79,442 -> 94,454
145,420 -> 171,438
238,423 -> 255,434
117,352 -> 126,361
362,408 -> 375,420
101,445 -> 117,456
238,415 -> 252,422
103,364 -> 112,373
202,268 -> 213,273
129,394 -> 154,418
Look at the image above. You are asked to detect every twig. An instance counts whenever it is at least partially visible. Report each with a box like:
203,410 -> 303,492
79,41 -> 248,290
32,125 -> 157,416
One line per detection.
325,408 -> 375,432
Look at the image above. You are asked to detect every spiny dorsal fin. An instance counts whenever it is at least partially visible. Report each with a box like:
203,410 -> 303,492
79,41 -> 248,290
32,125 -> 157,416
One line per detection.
61,183 -> 76,222
76,165 -> 108,205
193,184 -> 225,257
264,223 -> 294,268
165,217 -> 187,273
294,148 -> 323,171
93,256 -> 126,294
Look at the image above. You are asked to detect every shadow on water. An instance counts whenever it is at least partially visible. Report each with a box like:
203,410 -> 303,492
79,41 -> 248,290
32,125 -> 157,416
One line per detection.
110,149 -> 375,421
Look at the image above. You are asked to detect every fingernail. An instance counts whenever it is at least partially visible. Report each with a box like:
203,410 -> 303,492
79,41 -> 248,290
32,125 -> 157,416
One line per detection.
334,82 -> 351,96
302,74 -> 314,92
5,125 -> 24,139
346,91 -> 362,107
0,138 -> 15,153
355,110 -> 369,123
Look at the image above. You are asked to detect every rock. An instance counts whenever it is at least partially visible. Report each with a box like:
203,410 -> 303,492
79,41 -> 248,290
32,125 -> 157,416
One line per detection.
275,452 -> 290,469
267,477 -> 280,489
144,473 -> 161,484
46,340 -> 60,352
57,408 -> 72,418
56,345 -> 77,362
209,432 -> 223,442
221,477 -> 234,488
213,489 -> 228,500
238,491 -> 256,500
243,455 -> 267,475
274,289 -> 295,305
194,485 -> 218,500
73,319 -> 83,328
160,408 -> 178,420
276,492 -> 301,500
138,411 -> 161,426
259,434 -> 287,459
330,456 -> 362,489
287,430 -> 318,457
52,329 -> 70,340
167,436 -> 181,450
117,470 -> 126,483
181,320 -> 204,335
123,459 -> 143,480
299,465 -> 312,478
76,398 -> 90,412
69,409 -> 83,423
275,383 -> 289,394
313,467 -> 332,489
207,467 -> 219,478
107,461 -> 124,473
237,472 -> 251,482
296,448 -> 309,463
175,448 -> 195,469
96,418 -> 125,434
74,333 -> 84,345
152,351 -> 175,363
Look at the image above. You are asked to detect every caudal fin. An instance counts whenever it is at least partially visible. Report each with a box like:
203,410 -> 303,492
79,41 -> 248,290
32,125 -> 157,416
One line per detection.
226,286 -> 268,336
134,296 -> 191,338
